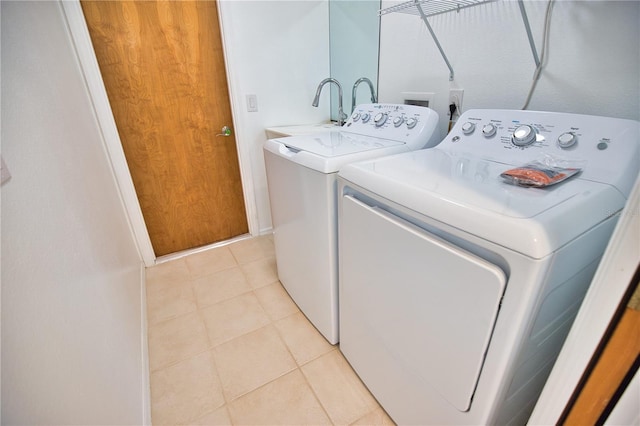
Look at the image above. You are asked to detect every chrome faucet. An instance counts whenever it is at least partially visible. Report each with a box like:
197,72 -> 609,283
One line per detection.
351,77 -> 377,113
312,78 -> 347,126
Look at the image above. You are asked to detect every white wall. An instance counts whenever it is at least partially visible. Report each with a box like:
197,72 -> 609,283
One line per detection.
378,0 -> 640,135
1,1 -> 148,424
218,0 -> 331,234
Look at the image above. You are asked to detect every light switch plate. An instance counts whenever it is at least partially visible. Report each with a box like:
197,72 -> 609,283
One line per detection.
246,94 -> 258,112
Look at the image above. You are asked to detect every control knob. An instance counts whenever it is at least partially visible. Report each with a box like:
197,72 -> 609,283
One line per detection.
406,117 -> 418,129
393,116 -> 404,127
361,113 -> 371,123
351,112 -> 361,122
461,122 -> 476,134
557,132 -> 577,149
374,112 -> 388,127
482,123 -> 497,137
512,124 -> 537,146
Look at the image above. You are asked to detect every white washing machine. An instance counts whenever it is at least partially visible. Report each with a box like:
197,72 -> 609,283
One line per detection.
337,110 -> 639,424
264,103 -> 440,344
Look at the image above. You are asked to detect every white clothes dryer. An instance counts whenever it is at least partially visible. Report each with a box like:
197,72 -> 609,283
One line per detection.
337,110 -> 639,424
264,104 -> 440,344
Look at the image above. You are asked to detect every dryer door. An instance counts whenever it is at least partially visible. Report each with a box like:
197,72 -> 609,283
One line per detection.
340,195 -> 506,416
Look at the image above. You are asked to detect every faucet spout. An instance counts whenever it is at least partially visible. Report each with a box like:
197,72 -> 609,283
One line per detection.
351,77 -> 377,113
312,78 -> 346,126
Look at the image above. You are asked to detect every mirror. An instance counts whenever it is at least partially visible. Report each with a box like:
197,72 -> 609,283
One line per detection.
329,0 -> 381,122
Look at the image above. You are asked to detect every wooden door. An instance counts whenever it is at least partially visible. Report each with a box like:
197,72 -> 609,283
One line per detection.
81,0 -> 248,256
562,276 -> 640,425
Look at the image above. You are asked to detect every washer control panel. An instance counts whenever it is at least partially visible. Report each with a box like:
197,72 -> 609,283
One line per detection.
343,103 -> 441,150
442,109 -> 640,194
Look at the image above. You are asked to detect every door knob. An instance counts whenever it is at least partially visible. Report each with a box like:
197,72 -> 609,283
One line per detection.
217,126 -> 232,137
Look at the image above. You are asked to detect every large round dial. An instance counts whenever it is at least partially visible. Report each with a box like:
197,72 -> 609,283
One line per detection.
512,124 -> 536,146
374,112 -> 388,127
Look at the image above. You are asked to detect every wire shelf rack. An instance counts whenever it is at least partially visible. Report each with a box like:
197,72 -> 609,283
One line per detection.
379,0 -> 499,18
378,0 -> 539,81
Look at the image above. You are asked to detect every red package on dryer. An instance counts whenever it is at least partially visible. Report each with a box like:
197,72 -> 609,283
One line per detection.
501,156 -> 583,188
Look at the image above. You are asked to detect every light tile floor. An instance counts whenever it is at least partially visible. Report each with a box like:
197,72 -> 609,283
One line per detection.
146,235 -> 395,425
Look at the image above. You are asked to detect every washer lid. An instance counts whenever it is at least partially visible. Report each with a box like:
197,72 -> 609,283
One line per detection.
339,148 -> 627,258
277,130 -> 404,157
264,131 -> 408,174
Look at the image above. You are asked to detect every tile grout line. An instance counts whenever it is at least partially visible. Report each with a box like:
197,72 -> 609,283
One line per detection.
298,347 -> 341,426
267,302 -> 342,424
210,317 -> 298,423
207,275 -> 324,419
149,287 -> 281,374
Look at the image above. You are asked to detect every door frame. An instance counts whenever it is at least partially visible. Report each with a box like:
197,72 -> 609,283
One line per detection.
528,176 -> 640,424
61,0 -> 258,266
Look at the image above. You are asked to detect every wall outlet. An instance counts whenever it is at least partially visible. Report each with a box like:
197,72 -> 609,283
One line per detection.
449,88 -> 464,111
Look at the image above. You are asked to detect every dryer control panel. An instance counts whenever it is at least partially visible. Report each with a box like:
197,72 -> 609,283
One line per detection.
442,109 -> 640,197
342,103 -> 441,150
